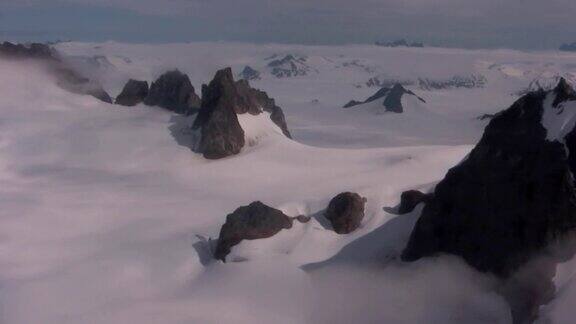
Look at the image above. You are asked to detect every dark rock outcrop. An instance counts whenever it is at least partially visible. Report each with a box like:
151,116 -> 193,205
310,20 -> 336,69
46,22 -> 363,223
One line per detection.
267,54 -> 313,78
398,190 -> 432,214
192,68 -> 247,159
476,113 -> 496,121
115,79 -> 149,106
325,192 -> 367,234
560,42 -> 576,52
375,39 -> 424,48
239,65 -> 261,81
343,83 -> 425,113
144,70 -> 201,115
401,79 -> 576,323
192,67 -> 291,159
214,201 -> 294,261
0,42 -> 56,60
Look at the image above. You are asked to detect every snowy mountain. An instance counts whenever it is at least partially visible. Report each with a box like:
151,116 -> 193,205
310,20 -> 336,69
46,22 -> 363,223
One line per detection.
4,41 -> 576,324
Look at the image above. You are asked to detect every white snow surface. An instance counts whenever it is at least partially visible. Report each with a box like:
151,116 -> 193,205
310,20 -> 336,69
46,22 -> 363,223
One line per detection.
3,42 -> 576,323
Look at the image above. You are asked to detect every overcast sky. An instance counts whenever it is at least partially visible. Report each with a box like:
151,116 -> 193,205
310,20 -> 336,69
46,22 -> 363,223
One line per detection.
1,0 -> 576,49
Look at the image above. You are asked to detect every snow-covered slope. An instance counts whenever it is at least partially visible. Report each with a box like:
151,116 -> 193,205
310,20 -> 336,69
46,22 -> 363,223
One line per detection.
4,42 -> 576,323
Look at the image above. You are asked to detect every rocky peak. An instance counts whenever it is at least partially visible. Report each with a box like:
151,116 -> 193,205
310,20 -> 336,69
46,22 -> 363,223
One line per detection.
144,70 -> 201,115
192,67 -> 292,159
115,79 -> 149,106
0,42 -> 57,60
267,54 -> 312,78
553,77 -> 576,106
239,65 -> 261,81
401,79 -> 576,323
343,83 -> 425,113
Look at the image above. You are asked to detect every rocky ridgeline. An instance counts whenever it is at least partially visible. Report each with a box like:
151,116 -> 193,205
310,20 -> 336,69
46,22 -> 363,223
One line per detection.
116,70 -> 201,114
0,42 -> 113,103
375,39 -> 424,48
402,78 -> 576,323
267,54 -> 314,78
344,83 -> 426,113
192,67 -> 291,159
417,74 -> 487,90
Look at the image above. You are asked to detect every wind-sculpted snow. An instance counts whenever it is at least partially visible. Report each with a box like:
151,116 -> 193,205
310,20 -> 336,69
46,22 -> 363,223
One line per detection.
5,42 -> 576,323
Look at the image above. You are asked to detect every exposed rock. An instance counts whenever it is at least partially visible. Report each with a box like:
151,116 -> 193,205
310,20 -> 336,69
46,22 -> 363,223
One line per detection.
344,100 -> 363,108
343,83 -> 425,113
418,74 -> 487,90
144,70 -> 201,115
476,113 -> 496,121
398,190 -> 432,214
0,42 -> 56,60
115,79 -> 149,106
560,42 -> 576,52
401,79 -> 576,323
375,39 -> 424,48
192,68 -> 246,159
192,67 -> 291,159
325,192 -> 367,234
239,65 -> 261,81
267,54 -> 313,78
294,215 -> 312,223
214,201 -> 294,261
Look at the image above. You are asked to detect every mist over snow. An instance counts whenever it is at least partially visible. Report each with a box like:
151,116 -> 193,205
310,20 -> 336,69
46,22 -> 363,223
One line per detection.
2,42 -> 576,323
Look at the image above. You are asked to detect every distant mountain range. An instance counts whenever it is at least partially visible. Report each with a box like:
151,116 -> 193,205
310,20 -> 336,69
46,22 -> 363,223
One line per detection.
375,39 -> 424,48
559,42 -> 576,51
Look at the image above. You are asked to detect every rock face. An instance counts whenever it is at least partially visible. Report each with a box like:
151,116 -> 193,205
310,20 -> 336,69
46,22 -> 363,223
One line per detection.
325,192 -> 367,234
192,67 -> 291,159
0,42 -> 56,60
401,79 -> 576,322
214,201 -> 294,261
402,80 -> 576,277
343,83 -> 425,113
239,66 -> 261,81
144,70 -> 201,115
267,54 -> 313,78
398,190 -> 432,214
115,80 -> 149,106
375,39 -> 424,48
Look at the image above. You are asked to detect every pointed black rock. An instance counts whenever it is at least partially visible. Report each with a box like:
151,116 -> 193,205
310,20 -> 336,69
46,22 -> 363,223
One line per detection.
115,79 -> 149,106
398,190 -> 432,214
192,67 -> 291,159
144,70 -> 201,115
343,83 -> 425,113
239,65 -> 261,81
193,68 -> 247,159
214,201 -> 294,262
